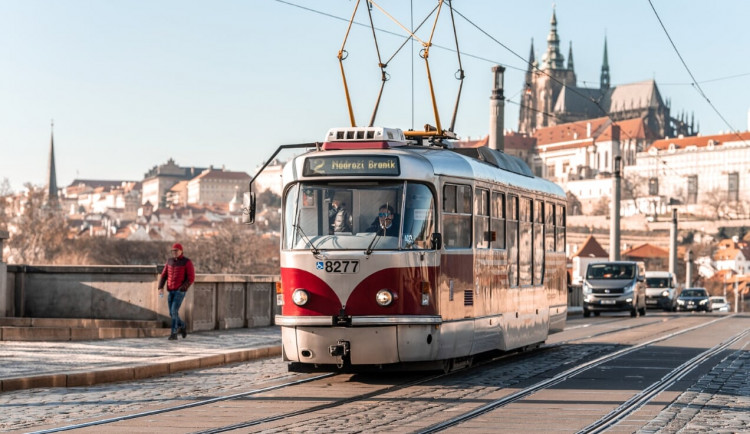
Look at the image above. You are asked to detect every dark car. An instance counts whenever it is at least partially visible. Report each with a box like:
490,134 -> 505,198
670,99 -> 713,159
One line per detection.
675,287 -> 712,312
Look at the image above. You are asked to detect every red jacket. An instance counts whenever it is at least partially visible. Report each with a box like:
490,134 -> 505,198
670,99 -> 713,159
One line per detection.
158,255 -> 195,292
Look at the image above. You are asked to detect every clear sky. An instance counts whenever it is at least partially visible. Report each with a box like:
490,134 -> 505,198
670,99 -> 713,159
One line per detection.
2,0 -> 749,193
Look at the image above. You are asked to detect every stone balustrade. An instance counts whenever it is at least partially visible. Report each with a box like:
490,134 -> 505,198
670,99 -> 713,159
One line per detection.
2,264 -> 280,332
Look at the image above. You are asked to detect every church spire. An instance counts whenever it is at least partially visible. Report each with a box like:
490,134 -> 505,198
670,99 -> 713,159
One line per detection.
541,7 -> 565,70
600,36 -> 610,89
46,121 -> 59,205
567,41 -> 575,71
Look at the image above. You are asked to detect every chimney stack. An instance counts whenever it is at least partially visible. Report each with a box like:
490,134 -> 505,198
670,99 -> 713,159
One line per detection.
489,65 -> 506,151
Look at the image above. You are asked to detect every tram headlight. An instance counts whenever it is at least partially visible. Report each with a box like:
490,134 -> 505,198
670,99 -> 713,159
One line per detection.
376,289 -> 394,306
292,289 -> 309,306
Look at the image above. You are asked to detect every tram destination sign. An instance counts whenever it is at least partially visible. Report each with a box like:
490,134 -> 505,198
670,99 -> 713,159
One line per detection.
303,156 -> 400,176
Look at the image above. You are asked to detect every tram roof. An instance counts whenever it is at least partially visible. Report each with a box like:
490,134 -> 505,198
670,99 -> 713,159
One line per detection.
286,145 -> 565,199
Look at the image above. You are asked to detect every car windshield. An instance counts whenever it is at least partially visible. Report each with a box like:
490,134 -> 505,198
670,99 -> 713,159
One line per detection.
681,289 -> 707,297
586,263 -> 635,280
710,297 -> 727,303
283,181 -> 436,251
646,277 -> 671,288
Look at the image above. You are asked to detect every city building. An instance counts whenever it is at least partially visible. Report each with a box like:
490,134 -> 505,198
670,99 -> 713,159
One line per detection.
631,131 -> 750,217
186,167 -> 251,205
517,8 -> 695,140
141,159 -> 205,209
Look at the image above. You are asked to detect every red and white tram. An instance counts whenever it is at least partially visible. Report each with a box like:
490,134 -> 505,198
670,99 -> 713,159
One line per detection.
249,126 -> 567,371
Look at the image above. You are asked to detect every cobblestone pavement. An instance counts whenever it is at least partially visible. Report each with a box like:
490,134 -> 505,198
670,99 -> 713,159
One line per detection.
1,327 -> 283,432
0,327 -> 280,379
638,341 -> 750,434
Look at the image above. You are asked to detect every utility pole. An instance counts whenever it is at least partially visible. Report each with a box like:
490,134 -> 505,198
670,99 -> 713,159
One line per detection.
685,249 -> 692,288
609,155 -> 621,261
669,208 -> 678,276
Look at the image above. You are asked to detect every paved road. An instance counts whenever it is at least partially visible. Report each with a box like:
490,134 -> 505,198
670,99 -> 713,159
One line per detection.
2,315 -> 749,433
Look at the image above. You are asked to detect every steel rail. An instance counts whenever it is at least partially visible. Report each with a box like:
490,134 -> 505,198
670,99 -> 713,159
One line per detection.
416,315 -> 734,433
580,326 -> 750,433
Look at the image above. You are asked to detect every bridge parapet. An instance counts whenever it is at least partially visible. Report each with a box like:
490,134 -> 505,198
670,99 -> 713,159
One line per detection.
3,264 -> 280,331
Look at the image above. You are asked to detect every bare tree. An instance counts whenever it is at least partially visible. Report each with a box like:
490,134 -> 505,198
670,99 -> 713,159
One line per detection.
702,188 -> 726,219
7,185 -> 67,264
622,172 -> 650,214
566,191 -> 582,216
190,222 -> 279,274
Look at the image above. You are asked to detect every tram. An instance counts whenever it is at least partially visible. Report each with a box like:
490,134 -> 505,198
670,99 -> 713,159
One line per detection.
245,126 -> 568,371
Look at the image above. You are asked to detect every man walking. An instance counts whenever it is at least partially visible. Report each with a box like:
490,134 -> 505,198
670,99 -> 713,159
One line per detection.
158,243 -> 195,340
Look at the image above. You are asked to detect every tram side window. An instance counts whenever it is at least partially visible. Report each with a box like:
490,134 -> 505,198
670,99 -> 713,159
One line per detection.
403,183 -> 436,249
545,202 -> 555,252
556,204 -> 566,252
519,198 -> 532,286
507,195 -> 519,287
533,200 -> 544,284
474,188 -> 490,249
491,191 -> 505,249
443,184 -> 472,248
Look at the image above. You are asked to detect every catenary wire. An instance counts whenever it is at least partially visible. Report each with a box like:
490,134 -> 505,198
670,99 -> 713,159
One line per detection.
647,0 -> 749,146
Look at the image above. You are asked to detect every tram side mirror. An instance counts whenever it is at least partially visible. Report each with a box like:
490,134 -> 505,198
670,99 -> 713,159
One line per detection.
241,192 -> 256,224
430,233 -> 442,250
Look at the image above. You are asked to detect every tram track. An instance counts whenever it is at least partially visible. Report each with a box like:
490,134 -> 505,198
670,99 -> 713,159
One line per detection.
416,314 -> 737,433
28,315 -> 727,433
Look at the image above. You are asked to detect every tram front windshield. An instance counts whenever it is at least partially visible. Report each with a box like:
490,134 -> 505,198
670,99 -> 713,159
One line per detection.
283,182 -> 435,251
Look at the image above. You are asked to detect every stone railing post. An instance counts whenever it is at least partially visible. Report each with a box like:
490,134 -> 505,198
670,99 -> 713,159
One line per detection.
0,230 -> 9,316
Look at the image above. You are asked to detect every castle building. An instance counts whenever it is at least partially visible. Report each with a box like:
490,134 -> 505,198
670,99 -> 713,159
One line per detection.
517,9 -> 696,140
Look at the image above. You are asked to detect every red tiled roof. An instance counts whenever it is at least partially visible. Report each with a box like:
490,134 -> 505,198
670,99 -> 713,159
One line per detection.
455,132 -> 536,151
534,116 -> 652,147
621,243 -> 668,259
572,235 -> 608,258
647,131 -> 750,152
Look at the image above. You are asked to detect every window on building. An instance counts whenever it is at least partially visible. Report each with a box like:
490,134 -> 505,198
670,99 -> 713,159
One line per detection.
649,177 -> 659,196
728,172 -> 739,202
687,175 -> 698,204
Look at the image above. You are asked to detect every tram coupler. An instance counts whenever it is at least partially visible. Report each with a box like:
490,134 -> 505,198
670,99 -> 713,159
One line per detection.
328,339 -> 350,358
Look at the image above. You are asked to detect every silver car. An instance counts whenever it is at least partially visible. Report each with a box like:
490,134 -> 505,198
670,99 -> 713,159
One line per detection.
709,296 -> 730,312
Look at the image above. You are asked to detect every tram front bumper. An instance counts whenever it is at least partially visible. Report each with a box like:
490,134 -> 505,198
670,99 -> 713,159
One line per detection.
280,323 -> 441,366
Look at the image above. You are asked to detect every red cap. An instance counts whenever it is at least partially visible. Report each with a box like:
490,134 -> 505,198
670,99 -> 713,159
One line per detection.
171,243 -> 183,251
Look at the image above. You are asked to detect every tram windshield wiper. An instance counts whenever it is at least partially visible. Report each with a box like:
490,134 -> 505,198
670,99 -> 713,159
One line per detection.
365,230 -> 382,256
294,224 -> 320,256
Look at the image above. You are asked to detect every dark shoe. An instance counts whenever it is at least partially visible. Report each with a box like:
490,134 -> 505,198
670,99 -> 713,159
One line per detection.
179,326 -> 187,338
168,334 -> 177,340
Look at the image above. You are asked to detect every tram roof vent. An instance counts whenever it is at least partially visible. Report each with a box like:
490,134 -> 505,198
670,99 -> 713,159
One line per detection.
323,127 -> 407,150
451,146 -> 534,178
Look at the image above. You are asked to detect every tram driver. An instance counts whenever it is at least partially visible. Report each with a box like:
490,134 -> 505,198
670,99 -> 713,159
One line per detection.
366,204 -> 399,236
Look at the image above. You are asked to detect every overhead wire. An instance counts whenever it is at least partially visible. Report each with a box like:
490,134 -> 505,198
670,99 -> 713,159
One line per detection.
450,7 -> 639,143
646,0 -> 749,146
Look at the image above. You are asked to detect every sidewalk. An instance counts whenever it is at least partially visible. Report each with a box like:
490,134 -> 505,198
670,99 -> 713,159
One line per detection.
0,326 -> 282,392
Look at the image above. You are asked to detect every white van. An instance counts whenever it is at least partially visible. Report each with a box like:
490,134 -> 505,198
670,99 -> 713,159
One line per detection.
645,271 -> 678,311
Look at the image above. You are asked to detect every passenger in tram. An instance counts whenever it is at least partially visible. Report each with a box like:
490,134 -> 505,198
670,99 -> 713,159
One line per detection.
366,204 -> 399,236
329,198 -> 352,233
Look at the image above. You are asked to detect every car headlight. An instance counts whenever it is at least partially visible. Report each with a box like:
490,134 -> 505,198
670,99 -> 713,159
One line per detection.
376,289 -> 395,306
677,299 -> 685,305
292,289 -> 309,306
582,283 -> 592,294
661,290 -> 670,297
623,283 -> 635,294
699,299 -> 708,305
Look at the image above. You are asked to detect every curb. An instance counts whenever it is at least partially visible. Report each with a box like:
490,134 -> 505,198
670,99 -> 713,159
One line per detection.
0,345 -> 282,392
